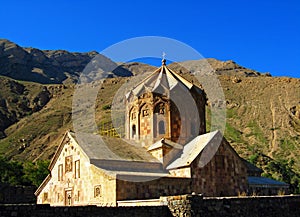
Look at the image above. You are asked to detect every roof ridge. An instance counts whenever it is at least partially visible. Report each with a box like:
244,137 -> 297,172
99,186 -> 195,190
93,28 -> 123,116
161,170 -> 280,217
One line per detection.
165,65 -> 194,89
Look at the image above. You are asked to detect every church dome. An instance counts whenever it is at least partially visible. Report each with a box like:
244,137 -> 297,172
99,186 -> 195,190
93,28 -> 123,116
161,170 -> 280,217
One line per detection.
125,59 -> 207,147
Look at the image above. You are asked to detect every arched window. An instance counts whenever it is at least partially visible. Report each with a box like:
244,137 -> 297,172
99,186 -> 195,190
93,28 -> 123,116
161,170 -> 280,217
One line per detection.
132,124 -> 136,138
159,121 -> 165,134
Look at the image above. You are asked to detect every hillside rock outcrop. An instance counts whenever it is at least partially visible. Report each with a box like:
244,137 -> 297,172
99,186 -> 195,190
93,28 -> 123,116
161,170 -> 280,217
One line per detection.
0,39 -> 132,84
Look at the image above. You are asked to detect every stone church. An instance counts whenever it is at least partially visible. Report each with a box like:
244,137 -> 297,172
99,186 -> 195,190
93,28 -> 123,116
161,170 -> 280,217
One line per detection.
35,60 -> 287,206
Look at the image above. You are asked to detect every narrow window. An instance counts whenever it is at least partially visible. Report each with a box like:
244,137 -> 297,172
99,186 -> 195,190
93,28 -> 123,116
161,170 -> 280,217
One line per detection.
77,191 -> 80,202
57,193 -> 60,202
132,124 -> 136,138
75,160 -> 80,179
58,164 -> 63,181
159,121 -> 165,134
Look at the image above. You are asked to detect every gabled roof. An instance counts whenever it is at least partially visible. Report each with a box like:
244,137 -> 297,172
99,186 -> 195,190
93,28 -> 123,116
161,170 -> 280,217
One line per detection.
166,130 -> 221,170
70,132 -> 159,162
126,60 -> 202,99
69,132 -> 170,175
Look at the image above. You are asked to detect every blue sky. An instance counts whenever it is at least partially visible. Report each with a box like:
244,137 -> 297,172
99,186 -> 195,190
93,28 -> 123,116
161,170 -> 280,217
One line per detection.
0,0 -> 299,78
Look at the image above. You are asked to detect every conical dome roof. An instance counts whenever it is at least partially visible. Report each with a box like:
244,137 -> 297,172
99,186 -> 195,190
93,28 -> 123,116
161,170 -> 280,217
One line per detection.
126,59 -> 199,99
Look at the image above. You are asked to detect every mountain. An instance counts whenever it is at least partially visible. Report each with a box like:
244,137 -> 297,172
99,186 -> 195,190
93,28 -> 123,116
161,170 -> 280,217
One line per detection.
0,39 -> 299,190
0,39 -> 132,84
169,58 -> 271,77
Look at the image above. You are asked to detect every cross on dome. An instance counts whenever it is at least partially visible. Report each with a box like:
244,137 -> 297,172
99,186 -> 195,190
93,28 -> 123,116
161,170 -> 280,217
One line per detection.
162,52 -> 166,65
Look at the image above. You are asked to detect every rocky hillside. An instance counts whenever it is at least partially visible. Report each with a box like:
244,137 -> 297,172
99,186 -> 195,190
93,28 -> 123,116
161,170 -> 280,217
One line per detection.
169,58 -> 271,77
220,76 -> 300,164
0,39 -> 132,84
0,68 -> 299,164
0,76 -> 51,138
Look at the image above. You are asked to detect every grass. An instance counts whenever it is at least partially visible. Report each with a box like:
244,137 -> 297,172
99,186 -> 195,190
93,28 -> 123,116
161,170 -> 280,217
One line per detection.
245,121 -> 268,145
224,122 -> 244,143
226,108 -> 237,119
280,138 -> 296,151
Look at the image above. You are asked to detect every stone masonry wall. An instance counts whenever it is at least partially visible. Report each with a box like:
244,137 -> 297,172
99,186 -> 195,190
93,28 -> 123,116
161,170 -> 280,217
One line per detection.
0,184 -> 36,204
0,195 -> 299,217
168,194 -> 300,217
190,137 -> 248,197
0,204 -> 173,217
116,177 -> 191,201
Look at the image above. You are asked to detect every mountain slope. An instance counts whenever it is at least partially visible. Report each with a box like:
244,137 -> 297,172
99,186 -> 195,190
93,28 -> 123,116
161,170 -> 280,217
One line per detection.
219,76 -> 300,165
0,39 -> 132,84
0,70 -> 299,167
0,76 -> 51,138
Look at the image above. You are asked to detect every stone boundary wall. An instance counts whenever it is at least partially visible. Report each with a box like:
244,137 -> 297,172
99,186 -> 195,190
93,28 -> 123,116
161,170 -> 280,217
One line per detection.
0,204 -> 173,217
0,195 -> 299,217
0,184 -> 36,204
168,194 -> 300,217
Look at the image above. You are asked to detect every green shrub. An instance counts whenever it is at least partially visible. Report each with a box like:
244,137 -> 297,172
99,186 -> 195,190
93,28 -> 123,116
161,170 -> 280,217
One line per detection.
0,157 -> 50,187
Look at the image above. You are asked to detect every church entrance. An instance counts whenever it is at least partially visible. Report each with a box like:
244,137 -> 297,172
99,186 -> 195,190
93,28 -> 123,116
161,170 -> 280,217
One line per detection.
65,189 -> 73,206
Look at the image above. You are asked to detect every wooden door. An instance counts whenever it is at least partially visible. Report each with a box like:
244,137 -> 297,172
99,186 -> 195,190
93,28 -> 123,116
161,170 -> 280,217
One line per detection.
65,190 -> 73,206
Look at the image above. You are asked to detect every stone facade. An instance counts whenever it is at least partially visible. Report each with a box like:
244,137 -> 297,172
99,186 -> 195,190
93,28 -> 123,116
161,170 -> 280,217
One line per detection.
116,177 -> 191,201
190,139 -> 248,196
35,133 -> 118,206
36,130 -> 248,205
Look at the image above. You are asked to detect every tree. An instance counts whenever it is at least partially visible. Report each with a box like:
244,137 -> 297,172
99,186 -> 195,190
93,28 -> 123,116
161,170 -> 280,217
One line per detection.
22,160 -> 50,187
0,156 -> 24,185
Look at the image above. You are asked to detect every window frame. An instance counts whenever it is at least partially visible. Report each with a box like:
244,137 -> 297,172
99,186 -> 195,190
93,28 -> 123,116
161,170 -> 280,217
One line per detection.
58,164 -> 63,181
75,160 -> 80,179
